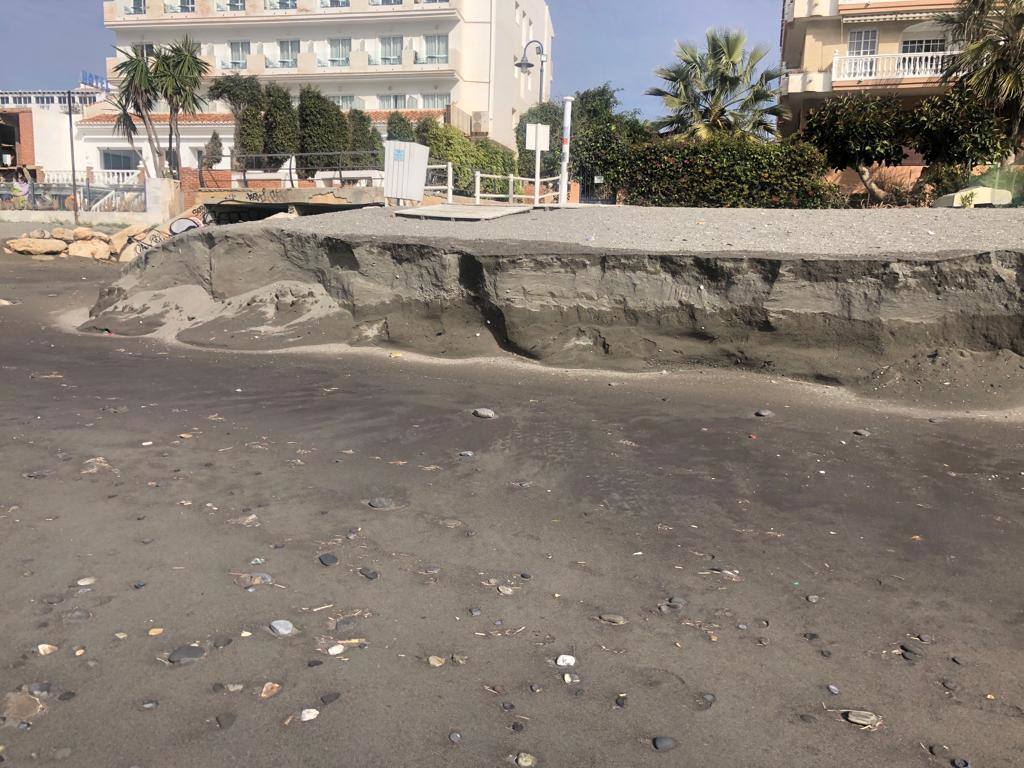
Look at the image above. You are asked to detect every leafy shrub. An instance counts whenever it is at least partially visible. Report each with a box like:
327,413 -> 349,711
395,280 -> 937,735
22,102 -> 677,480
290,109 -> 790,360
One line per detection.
421,123 -> 517,195
415,116 -> 438,145
262,83 -> 299,170
234,105 -> 266,169
348,109 -> 384,169
297,86 -> 349,179
617,133 -> 843,209
386,111 -> 416,142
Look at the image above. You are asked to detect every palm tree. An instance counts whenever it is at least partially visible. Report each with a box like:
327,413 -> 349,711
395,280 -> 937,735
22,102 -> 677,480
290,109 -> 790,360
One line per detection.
152,37 -> 211,179
647,29 -> 786,140
110,92 -> 145,177
941,0 -> 1024,164
114,45 -> 166,177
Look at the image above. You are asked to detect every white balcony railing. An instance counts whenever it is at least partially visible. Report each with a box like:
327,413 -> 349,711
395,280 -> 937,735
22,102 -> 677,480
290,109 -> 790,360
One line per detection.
833,51 -> 957,81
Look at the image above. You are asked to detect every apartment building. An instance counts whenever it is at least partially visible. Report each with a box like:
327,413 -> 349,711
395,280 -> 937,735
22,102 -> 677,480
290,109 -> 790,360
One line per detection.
780,0 -> 959,134
101,0 -> 553,150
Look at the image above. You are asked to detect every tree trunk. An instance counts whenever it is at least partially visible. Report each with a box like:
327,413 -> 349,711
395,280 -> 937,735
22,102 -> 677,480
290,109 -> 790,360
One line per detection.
139,112 -> 165,178
856,164 -> 887,203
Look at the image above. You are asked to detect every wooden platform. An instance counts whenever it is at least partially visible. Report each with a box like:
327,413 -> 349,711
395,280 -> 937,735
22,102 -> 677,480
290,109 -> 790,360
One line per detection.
395,204 -> 532,221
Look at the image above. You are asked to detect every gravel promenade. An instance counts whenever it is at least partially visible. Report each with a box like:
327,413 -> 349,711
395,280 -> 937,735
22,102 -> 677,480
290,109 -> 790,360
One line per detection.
274,206 -> 1024,260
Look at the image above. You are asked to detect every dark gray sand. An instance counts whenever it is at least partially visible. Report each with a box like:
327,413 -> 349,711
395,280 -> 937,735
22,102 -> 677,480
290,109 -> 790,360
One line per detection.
1,253 -> 1023,767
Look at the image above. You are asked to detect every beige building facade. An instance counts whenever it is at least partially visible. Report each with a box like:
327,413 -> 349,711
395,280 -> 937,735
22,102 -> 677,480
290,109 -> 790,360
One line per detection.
101,0 -> 553,148
780,0 -> 959,134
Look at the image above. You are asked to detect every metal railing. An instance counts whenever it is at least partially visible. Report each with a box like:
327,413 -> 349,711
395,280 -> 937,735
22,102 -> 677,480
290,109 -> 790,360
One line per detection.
424,162 -> 453,204
474,171 -> 559,206
833,51 -> 958,81
231,150 -> 384,188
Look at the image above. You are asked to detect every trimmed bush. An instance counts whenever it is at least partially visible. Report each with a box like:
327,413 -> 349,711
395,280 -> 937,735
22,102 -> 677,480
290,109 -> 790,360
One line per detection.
420,123 -> 516,195
617,134 -> 843,209
415,116 -> 438,145
297,86 -> 349,179
235,105 -> 266,169
386,111 -> 416,142
262,83 -> 299,171
349,109 -> 384,169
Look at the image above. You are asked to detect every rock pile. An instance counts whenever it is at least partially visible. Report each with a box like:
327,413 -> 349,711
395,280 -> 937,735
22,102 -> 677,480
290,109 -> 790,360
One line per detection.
3,224 -> 151,262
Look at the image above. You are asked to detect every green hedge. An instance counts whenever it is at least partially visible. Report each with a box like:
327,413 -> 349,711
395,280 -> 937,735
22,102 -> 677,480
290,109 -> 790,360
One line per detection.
423,123 -> 516,195
617,134 -> 843,208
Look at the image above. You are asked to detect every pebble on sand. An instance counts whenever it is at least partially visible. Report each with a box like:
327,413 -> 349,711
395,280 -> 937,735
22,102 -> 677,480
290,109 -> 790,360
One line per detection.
515,753 -> 536,767
270,620 -> 295,636
598,614 -> 627,625
472,408 -> 497,419
37,644 -> 59,656
168,645 -> 205,664
260,682 -> 282,699
319,553 -> 338,567
755,410 -> 775,418
299,708 -> 319,722
555,655 -> 576,667
652,736 -> 677,752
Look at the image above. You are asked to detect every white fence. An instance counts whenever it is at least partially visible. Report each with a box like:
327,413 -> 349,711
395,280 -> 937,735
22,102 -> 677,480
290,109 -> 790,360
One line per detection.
424,162 -> 453,203
473,171 -> 560,206
44,169 -> 143,187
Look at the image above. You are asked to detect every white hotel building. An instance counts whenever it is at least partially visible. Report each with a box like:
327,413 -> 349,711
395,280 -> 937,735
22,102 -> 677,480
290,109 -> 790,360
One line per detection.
93,0 -> 553,169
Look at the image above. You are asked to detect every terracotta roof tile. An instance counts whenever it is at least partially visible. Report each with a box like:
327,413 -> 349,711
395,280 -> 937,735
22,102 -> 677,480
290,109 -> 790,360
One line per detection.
79,112 -> 235,126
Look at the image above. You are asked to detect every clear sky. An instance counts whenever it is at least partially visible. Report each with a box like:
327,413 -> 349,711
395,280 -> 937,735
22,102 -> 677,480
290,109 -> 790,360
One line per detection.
2,0 -> 782,118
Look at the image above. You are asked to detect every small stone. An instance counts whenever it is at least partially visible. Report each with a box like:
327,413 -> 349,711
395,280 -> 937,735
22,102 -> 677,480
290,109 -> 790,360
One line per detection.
806,595 -> 820,604
754,409 -> 774,418
27,682 -> 50,696
652,736 -> 677,752
319,553 -> 338,567
469,608 -> 482,617
168,645 -> 205,664
328,644 -> 346,656
212,636 -> 233,649
451,654 -> 468,665
598,614 -> 627,625
798,714 -> 816,723
225,684 -> 244,693
132,581 -> 146,590
428,656 -> 446,668
827,684 -> 840,695
448,731 -> 462,744
615,694 -> 628,708
941,679 -> 959,692
563,672 -> 580,684
359,568 -> 379,581
57,691 -> 76,702
529,683 -> 542,693
497,585 -> 514,596
519,572 -> 531,580
270,619 -> 295,637
667,596 -> 685,606
141,699 -> 159,710
321,692 -> 340,706
458,451 -> 475,458
367,497 -> 394,509
515,753 -> 536,767
555,654 -> 576,667
699,692 -> 716,709
853,429 -> 871,437
308,660 -> 324,668
951,760 -> 971,768
929,745 -> 951,757
216,713 -> 237,730
75,577 -> 96,587
422,564 -> 441,575
147,628 -> 164,637
37,644 -> 58,656
821,649 -> 832,658
918,633 -> 934,644
472,408 -> 496,419
511,721 -> 525,733
300,708 -> 319,722
260,682 -> 282,699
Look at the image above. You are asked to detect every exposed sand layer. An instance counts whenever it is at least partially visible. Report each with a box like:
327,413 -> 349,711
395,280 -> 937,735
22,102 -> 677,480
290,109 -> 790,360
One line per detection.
82,208 -> 1024,407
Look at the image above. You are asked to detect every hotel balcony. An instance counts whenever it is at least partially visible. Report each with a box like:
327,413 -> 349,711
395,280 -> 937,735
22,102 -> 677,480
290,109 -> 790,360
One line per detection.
832,50 -> 956,84
105,0 -> 459,24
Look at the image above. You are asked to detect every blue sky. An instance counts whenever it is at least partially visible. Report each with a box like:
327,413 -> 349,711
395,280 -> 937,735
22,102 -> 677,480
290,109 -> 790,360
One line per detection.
2,0 -> 781,118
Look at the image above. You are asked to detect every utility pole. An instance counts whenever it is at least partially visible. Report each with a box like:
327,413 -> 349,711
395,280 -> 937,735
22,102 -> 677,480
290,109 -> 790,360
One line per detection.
66,89 -> 80,225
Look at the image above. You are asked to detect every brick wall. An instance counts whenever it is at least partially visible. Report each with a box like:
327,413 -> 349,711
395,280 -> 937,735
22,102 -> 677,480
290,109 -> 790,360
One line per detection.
0,110 -> 35,167
179,167 -> 232,206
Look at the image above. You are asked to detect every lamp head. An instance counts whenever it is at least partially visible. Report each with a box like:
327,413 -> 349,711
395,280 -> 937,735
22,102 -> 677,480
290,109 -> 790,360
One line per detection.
515,54 -> 535,72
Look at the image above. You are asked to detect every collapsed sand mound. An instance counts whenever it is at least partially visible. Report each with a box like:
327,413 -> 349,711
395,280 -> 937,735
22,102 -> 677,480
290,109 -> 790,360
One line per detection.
82,220 -> 1024,405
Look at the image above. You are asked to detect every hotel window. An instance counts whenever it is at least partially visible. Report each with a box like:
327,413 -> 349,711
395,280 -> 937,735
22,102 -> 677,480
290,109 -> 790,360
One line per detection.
333,95 -> 354,110
378,94 -> 407,110
329,38 -> 352,66
0,97 -> 9,105
278,39 -> 300,67
126,0 -> 146,13
900,38 -> 946,54
12,96 -> 31,105
228,41 -> 250,68
379,36 -> 403,65
847,29 -> 878,57
224,0 -> 246,9
424,34 -> 449,64
133,43 -> 157,58
35,95 -> 56,105
422,93 -> 450,109
101,148 -> 143,171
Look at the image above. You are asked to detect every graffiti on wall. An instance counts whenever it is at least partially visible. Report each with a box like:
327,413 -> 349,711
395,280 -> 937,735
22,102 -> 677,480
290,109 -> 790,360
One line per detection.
123,204 -> 215,263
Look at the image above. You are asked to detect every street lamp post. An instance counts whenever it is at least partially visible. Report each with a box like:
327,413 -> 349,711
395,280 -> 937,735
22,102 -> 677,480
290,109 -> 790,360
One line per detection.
514,40 -> 547,105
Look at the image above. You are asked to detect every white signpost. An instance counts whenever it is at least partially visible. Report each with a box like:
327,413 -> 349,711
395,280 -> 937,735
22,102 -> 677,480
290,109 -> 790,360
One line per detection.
525,122 -> 550,206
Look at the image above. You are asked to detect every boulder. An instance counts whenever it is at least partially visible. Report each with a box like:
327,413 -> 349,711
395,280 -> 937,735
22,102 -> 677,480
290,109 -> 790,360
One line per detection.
91,231 -> 112,243
68,239 -> 113,260
27,229 -> 50,240
7,237 -> 69,256
73,226 -> 98,241
110,224 -> 152,259
51,227 -> 76,243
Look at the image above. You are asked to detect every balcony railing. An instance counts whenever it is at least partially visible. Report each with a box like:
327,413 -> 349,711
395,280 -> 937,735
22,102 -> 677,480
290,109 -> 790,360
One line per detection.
164,0 -> 195,12
833,51 -> 957,81
320,0 -> 350,6
221,59 -> 248,70
265,0 -> 297,8
124,2 -> 147,13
